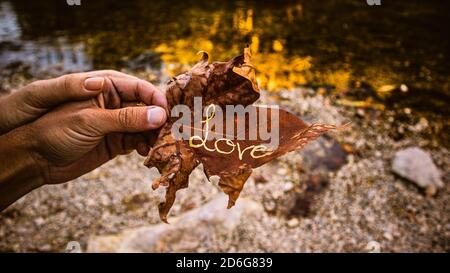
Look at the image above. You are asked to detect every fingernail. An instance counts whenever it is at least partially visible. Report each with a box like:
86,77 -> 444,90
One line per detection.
84,77 -> 104,91
147,107 -> 166,127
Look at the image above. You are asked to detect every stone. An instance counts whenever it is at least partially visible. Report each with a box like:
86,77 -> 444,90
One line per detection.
37,244 -> 52,252
122,50 -> 161,71
283,182 -> 295,192
301,136 -> 348,173
87,195 -> 263,252
392,147 -> 443,195
400,84 -> 408,92
287,218 -> 299,228
263,199 -> 276,213
383,232 -> 393,241
34,217 -> 45,227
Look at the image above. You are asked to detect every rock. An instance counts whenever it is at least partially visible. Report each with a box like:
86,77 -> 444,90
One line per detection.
263,199 -> 276,213
122,51 -> 161,71
356,109 -> 365,117
283,182 -> 295,192
301,135 -> 348,174
410,117 -> 429,133
392,147 -> 444,195
383,231 -> 393,241
33,217 -> 45,227
121,192 -> 150,211
286,218 -> 299,228
288,195 -> 311,217
87,195 -> 263,252
37,244 -> 52,252
253,173 -> 268,184
400,84 -> 408,92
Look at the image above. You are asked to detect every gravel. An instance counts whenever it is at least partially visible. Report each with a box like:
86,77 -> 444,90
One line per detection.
0,87 -> 448,252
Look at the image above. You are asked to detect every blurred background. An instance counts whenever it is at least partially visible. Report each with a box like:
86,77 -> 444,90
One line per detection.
0,0 -> 448,252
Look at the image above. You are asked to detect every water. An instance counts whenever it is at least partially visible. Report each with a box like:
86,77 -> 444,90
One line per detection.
0,0 -> 449,114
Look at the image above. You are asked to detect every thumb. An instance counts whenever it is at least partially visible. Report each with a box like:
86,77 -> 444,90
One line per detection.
21,74 -> 105,109
94,106 -> 167,134
0,74 -> 104,134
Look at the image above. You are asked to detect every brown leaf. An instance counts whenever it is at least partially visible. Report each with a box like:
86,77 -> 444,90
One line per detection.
144,47 -> 336,222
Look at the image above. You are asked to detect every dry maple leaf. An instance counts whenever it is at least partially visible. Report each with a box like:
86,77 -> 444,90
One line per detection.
144,47 -> 336,222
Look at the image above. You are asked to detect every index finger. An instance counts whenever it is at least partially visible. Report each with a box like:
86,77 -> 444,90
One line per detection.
108,77 -> 168,112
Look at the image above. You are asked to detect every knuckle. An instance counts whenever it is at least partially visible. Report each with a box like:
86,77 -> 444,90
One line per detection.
26,80 -> 43,91
118,108 -> 139,129
73,109 -> 95,126
72,109 -> 103,135
105,69 -> 118,75
20,80 -> 52,108
58,74 -> 75,94
136,79 -> 145,93
22,81 -> 41,101
102,69 -> 137,79
102,69 -> 120,77
118,108 -> 129,128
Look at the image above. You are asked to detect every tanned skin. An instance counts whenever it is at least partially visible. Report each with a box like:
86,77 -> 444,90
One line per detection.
0,70 -> 168,211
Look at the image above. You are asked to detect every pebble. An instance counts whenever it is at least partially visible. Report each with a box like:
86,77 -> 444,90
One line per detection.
283,182 -> 295,192
383,232 -> 393,241
411,117 -> 429,132
400,84 -> 408,92
263,199 -> 277,212
38,244 -> 52,252
392,147 -> 444,195
287,218 -> 300,228
34,217 -> 45,227
277,168 -> 287,175
356,109 -> 365,117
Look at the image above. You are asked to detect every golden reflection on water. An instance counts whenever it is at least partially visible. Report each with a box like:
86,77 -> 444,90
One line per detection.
150,5 -> 403,94
157,42 -> 400,95
6,0 -> 446,99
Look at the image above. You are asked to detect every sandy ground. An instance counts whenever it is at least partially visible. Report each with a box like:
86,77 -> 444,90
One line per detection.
0,87 -> 448,252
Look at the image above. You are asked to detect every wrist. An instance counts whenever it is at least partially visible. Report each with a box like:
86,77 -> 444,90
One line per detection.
0,126 -> 45,210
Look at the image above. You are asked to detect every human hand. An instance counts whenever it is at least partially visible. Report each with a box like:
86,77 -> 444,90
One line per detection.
0,71 -> 168,209
0,70 -> 167,134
